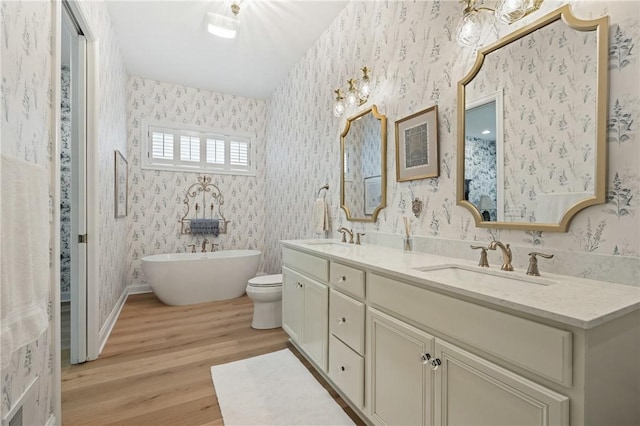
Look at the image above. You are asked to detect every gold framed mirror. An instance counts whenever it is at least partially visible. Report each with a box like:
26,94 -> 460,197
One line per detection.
341,105 -> 387,222
457,5 -> 608,232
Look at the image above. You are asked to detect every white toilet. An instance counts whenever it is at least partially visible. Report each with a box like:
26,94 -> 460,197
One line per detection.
246,274 -> 283,329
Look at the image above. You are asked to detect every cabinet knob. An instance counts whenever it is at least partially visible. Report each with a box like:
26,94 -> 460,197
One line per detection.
338,275 -> 347,283
430,358 -> 442,371
337,317 -> 347,324
420,353 -> 432,365
296,282 -> 303,289
338,366 -> 346,374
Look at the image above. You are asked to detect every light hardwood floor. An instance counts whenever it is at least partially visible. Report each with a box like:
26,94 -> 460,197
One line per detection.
62,293 -> 363,425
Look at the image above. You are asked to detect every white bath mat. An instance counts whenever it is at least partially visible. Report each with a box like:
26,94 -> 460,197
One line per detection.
210,349 -> 355,426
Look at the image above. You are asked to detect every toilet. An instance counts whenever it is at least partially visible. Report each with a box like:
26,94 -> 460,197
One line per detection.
246,274 -> 283,329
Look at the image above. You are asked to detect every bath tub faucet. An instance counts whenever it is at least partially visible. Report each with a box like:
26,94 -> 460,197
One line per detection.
488,240 -> 513,271
201,238 -> 209,252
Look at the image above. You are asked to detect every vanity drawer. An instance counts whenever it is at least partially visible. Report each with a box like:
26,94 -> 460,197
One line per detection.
368,273 -> 573,387
329,334 -> 364,409
283,248 -> 328,282
329,289 -> 365,355
330,262 -> 365,299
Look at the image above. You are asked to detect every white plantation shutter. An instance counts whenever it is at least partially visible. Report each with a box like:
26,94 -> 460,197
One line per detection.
180,135 -> 200,162
150,130 -> 174,161
230,140 -> 250,168
206,138 -> 225,165
144,122 -> 254,176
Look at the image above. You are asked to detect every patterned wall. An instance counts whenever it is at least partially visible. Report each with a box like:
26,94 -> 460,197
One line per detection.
467,17 -> 597,222
80,1 -> 129,329
60,66 -> 71,299
264,1 -> 639,286
1,0 -> 54,423
126,77 -> 268,286
465,136 -> 497,221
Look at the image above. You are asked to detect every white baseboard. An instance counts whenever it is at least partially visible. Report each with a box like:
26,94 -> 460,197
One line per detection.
98,288 -> 128,355
97,284 -> 153,355
127,283 -> 152,295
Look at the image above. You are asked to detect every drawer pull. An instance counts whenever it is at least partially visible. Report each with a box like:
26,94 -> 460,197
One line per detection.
296,282 -> 303,289
338,275 -> 347,283
338,366 -> 346,374
337,317 -> 347,324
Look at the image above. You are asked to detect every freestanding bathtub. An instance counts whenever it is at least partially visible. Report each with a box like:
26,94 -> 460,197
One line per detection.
140,250 -> 261,305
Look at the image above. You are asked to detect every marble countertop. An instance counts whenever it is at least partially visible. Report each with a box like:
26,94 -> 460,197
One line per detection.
281,239 -> 640,329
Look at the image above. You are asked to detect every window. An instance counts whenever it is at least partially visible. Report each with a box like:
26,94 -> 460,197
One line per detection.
143,122 -> 255,176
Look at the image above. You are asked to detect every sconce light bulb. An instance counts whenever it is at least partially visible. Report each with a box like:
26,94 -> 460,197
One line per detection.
456,10 -> 482,47
346,90 -> 359,109
495,0 -> 528,24
333,100 -> 346,117
358,79 -> 371,101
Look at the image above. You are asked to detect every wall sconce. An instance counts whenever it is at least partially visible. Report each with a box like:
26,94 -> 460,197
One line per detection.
207,1 -> 241,39
332,67 -> 372,118
456,0 -> 544,47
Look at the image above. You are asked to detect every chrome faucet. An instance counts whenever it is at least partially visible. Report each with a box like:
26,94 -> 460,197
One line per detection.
201,238 -> 209,252
338,227 -> 354,243
488,240 -> 513,271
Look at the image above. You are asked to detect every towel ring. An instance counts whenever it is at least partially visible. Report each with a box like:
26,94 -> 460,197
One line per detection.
317,184 -> 329,199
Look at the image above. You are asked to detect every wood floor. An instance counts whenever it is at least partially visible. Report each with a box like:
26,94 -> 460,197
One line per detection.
61,293 -> 363,425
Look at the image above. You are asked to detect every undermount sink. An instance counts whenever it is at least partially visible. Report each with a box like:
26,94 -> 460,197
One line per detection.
304,240 -> 352,247
413,264 -> 555,288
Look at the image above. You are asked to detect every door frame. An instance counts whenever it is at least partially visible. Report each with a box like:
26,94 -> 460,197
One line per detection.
52,0 -> 100,422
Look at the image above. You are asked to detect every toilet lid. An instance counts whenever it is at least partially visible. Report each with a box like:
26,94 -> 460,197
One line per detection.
248,274 -> 283,287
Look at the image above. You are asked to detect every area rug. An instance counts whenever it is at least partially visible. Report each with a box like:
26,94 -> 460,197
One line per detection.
210,349 -> 355,425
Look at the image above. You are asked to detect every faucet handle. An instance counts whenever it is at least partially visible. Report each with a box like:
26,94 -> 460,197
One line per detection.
211,243 -> 220,252
470,245 -> 490,267
187,244 -> 196,253
355,233 -> 365,245
526,252 -> 554,276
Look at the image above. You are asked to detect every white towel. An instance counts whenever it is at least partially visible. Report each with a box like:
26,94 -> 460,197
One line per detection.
312,198 -> 329,234
1,155 -> 50,368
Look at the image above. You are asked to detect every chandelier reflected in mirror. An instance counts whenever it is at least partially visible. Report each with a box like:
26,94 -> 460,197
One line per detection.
207,1 -> 242,39
456,0 -> 545,47
332,67 -> 372,118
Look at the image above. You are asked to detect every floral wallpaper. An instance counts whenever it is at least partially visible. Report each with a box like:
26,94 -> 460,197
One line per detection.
465,137 -> 497,221
1,0 -> 54,423
60,66 -> 71,299
467,17 -> 597,223
126,77 -> 268,287
264,0 -> 639,287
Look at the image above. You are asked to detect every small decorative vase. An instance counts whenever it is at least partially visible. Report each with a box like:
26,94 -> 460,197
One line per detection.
412,198 -> 423,218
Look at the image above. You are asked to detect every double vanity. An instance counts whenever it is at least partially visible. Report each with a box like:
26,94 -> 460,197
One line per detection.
281,240 -> 640,426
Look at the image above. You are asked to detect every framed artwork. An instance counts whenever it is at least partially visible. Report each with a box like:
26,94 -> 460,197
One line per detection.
395,105 -> 439,181
364,175 -> 382,216
114,150 -> 128,218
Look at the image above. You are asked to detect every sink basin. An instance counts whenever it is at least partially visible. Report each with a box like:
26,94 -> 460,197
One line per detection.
304,240 -> 351,247
414,264 -> 555,288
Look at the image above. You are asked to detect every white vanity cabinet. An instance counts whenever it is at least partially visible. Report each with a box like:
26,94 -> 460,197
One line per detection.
281,242 -> 640,426
282,248 -> 329,371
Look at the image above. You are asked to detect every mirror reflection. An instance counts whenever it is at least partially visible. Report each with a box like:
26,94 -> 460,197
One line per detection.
341,105 -> 387,222
458,6 -> 608,231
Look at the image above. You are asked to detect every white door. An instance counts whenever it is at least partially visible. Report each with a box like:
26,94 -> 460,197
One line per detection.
434,339 -> 569,426
367,308 -> 435,426
62,3 -> 88,364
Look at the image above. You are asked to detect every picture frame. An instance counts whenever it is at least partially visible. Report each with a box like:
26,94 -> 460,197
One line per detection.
114,150 -> 128,218
395,105 -> 439,181
364,175 -> 382,216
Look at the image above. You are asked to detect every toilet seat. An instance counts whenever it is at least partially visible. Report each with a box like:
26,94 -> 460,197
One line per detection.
248,274 -> 283,288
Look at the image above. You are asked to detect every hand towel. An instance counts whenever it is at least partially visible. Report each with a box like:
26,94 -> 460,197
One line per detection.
1,155 -> 50,368
312,198 -> 329,234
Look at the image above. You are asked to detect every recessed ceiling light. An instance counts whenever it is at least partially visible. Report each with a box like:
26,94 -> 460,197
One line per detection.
207,2 -> 241,39
482,129 -> 491,135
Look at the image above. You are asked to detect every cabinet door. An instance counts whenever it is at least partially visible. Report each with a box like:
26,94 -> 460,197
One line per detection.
368,308 -> 434,426
434,339 -> 569,426
302,278 -> 329,371
282,267 -> 303,343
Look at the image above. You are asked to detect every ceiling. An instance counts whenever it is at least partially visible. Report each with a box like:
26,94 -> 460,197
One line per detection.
465,101 -> 497,140
106,0 -> 349,99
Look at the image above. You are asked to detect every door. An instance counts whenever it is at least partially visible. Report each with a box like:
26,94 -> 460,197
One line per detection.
301,277 -> 328,371
282,267 -> 302,343
434,339 -> 569,426
61,2 -> 88,364
367,308 -> 435,426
